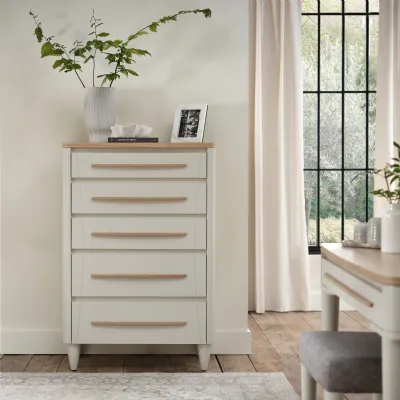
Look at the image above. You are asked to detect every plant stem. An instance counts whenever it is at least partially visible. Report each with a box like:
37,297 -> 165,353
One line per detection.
92,10 -> 98,87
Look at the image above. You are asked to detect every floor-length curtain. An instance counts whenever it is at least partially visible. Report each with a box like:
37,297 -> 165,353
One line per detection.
375,0 -> 400,217
249,0 -> 310,312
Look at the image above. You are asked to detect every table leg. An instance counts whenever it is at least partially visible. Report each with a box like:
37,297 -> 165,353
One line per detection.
321,290 -> 339,331
382,336 -> 400,400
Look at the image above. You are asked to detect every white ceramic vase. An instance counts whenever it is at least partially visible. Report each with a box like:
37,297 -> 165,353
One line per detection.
381,204 -> 400,253
84,88 -> 116,143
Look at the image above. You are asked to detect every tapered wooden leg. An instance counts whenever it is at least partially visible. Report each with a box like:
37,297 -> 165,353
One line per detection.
322,290 -> 339,331
197,344 -> 211,371
382,337 -> 400,400
301,363 -> 316,400
324,393 -> 343,400
67,344 -> 81,371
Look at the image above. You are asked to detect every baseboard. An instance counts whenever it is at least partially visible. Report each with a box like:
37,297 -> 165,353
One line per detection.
1,328 -> 252,355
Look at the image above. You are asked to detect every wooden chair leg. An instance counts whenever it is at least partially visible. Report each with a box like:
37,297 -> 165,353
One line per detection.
301,363 -> 317,400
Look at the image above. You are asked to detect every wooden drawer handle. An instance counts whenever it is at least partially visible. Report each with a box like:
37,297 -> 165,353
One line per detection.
91,232 -> 187,238
91,163 -> 187,169
91,321 -> 187,327
324,273 -> 374,308
91,274 -> 187,279
91,197 -> 188,203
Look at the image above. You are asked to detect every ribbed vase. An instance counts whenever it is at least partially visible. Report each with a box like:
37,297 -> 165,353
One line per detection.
84,88 -> 116,143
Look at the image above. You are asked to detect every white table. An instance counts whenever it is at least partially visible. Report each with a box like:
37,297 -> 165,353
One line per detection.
321,243 -> 400,400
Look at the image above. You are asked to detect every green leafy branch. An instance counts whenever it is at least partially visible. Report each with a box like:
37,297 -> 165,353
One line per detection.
30,8 -> 212,88
353,142 -> 400,204
29,11 -> 86,88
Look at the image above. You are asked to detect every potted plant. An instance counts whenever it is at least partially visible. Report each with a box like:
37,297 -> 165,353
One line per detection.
30,8 -> 211,142
364,142 -> 400,253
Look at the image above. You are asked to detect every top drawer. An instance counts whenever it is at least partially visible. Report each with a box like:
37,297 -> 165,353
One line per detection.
71,152 -> 207,179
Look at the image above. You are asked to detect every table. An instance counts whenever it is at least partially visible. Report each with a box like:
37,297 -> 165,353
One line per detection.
321,243 -> 400,400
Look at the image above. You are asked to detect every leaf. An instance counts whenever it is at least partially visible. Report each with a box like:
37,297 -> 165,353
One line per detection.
101,76 -> 108,86
96,23 -> 104,28
128,31 -> 148,41
34,26 -> 43,42
149,23 -> 158,32
70,63 -> 82,70
52,59 -> 64,69
126,69 -> 139,76
84,55 -> 94,64
52,48 -> 64,56
98,32 -> 110,37
41,42 -> 55,57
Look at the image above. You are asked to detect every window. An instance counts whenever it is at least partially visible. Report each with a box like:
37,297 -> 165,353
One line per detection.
302,0 -> 379,253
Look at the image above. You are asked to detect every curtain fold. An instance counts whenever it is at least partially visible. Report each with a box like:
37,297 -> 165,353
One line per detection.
250,0 -> 310,312
375,0 -> 400,217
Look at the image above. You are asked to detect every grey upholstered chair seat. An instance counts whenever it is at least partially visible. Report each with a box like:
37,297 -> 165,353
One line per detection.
300,331 -> 382,394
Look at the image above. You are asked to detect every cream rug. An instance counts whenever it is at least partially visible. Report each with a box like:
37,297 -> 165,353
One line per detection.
0,372 -> 298,399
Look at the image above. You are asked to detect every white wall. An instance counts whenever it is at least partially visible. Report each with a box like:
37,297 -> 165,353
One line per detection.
0,0 -> 250,354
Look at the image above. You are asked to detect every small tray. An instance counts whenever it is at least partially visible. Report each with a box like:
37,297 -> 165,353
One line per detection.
341,240 -> 380,249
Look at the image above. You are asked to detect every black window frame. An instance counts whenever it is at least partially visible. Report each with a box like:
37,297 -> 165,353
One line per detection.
302,0 -> 379,254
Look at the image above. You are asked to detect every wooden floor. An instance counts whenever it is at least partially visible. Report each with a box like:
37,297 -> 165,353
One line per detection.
0,311 -> 374,400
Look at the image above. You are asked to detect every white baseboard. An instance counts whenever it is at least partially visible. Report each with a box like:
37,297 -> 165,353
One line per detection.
1,328 -> 252,355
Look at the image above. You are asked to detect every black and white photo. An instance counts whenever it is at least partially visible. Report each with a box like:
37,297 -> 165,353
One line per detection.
171,104 -> 208,143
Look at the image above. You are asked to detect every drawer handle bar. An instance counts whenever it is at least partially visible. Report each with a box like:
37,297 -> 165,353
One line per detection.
91,321 -> 187,327
324,273 -> 374,308
91,232 -> 187,238
91,196 -> 188,203
91,163 -> 187,169
91,274 -> 187,279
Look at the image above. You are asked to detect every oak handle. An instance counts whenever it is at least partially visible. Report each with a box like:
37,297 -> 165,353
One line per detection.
91,274 -> 187,279
91,321 -> 187,327
91,196 -> 188,203
91,232 -> 187,238
91,163 -> 187,169
324,273 -> 374,308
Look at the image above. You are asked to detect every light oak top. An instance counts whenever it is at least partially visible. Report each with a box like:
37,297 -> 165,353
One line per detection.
322,243 -> 400,286
62,142 -> 215,149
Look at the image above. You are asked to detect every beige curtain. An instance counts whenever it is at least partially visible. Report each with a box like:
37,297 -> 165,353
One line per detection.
375,0 -> 400,216
249,0 -> 310,312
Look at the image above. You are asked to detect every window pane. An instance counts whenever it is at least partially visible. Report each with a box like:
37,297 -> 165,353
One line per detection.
303,16 -> 318,91
345,94 -> 366,168
368,174 -> 374,219
305,171 -> 318,246
321,171 -> 342,243
302,0 -> 318,13
344,171 -> 367,240
321,16 -> 342,91
369,0 -> 379,13
345,16 -> 366,90
321,93 -> 342,168
369,15 -> 379,90
346,0 -> 366,13
369,93 -> 377,169
304,94 -> 318,168
321,0 -> 342,13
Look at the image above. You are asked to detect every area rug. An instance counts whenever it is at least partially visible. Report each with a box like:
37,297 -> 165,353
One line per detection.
0,372 -> 298,399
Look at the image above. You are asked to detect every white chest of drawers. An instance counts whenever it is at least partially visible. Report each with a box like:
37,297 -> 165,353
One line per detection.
62,143 -> 215,370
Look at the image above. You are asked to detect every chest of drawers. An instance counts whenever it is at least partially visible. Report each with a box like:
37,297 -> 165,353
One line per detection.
62,143 -> 215,370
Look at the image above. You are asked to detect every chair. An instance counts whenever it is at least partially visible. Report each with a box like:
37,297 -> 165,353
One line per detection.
300,331 -> 382,400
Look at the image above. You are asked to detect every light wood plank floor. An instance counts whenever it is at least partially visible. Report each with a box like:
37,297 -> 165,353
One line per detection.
0,312 -> 374,400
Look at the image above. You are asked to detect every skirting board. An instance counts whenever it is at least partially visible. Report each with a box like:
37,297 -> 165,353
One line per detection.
0,329 -> 252,355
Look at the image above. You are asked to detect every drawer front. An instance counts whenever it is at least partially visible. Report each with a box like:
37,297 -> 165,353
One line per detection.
322,258 -> 383,323
72,216 -> 206,250
72,301 -> 207,344
71,152 -> 206,179
72,181 -> 206,215
72,252 -> 207,297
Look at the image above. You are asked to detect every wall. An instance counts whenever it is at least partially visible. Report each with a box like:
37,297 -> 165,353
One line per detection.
0,0 -> 250,354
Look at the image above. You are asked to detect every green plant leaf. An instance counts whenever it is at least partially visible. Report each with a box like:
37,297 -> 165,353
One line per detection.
70,63 -> 82,70
149,23 -> 158,32
98,32 -> 110,37
126,69 -> 139,76
41,42 -> 55,57
84,55 -> 94,64
34,26 -> 43,42
52,59 -> 64,69
128,31 -> 148,41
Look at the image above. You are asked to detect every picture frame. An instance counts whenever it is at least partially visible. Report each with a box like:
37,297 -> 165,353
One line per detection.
171,104 -> 208,143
